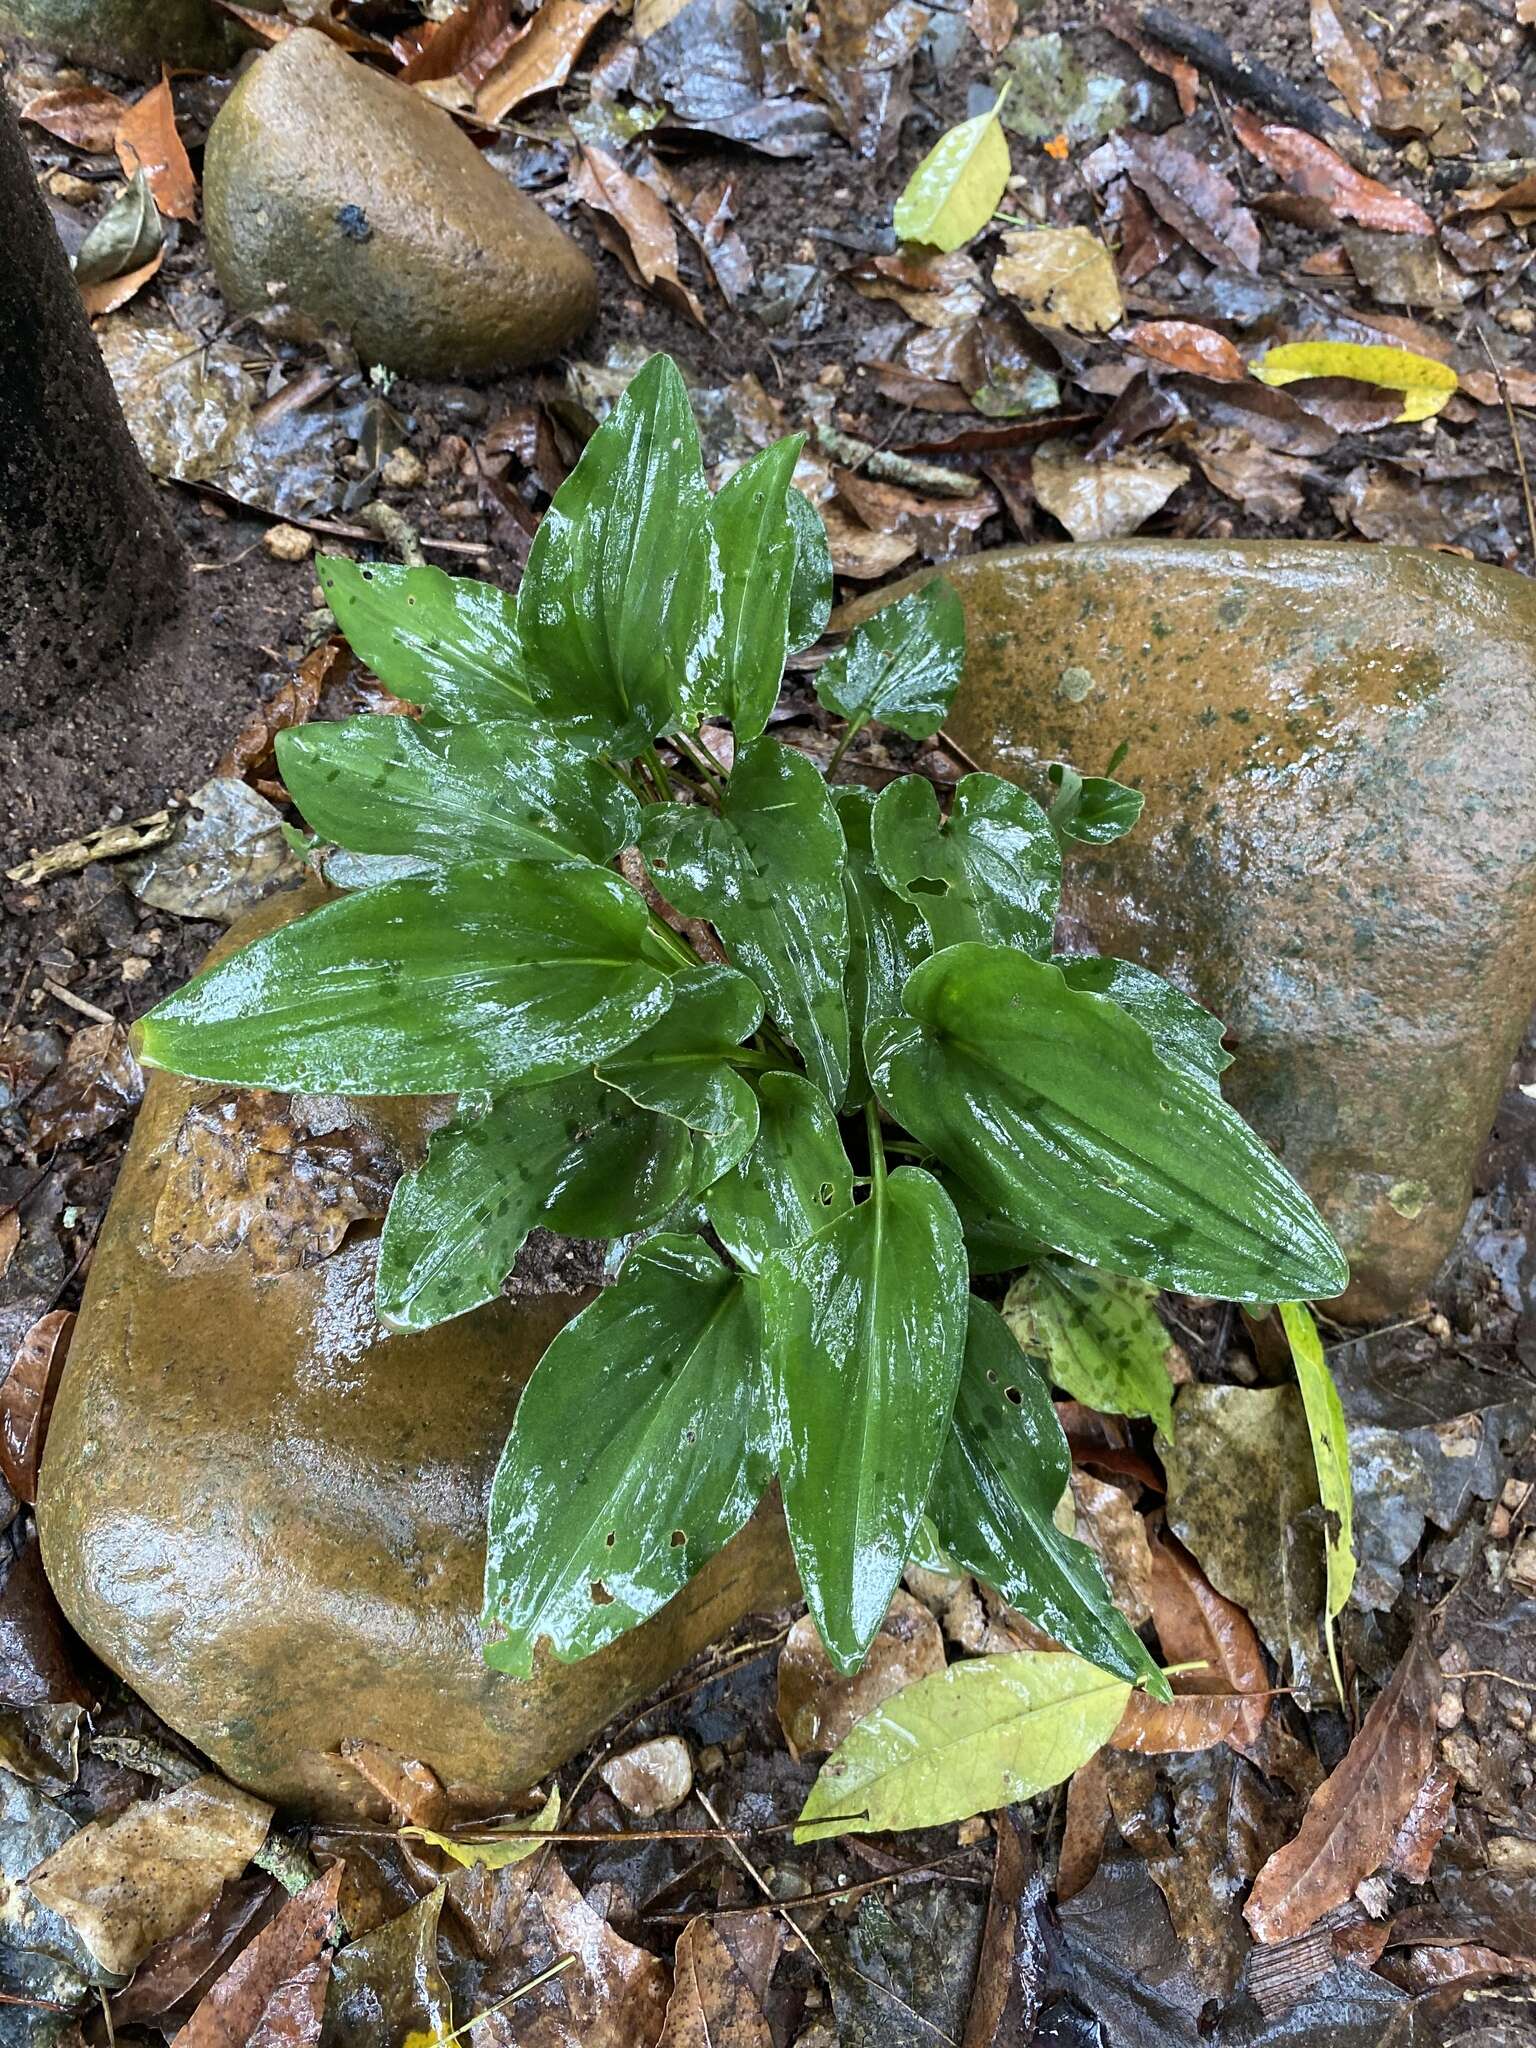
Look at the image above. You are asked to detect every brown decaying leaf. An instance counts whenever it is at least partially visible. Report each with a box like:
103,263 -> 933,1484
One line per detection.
1281,376 -> 1404,433
1454,172 -> 1536,215
21,85 -> 128,153
176,1866 -> 344,2048
967,0 -> 1018,58
961,1809 -> 1047,2046
1101,3 -> 1198,116
1245,1635 -> 1440,1944
1071,1474 -> 1154,1624
1,1309 -> 74,1504
1057,1749 -> 1112,1902
1387,1763 -> 1456,1882
109,1878 -> 274,2028
1112,1530 -> 1270,1754
338,1739 -> 451,1829
993,227 -> 1122,333
1031,439 -> 1187,542
1341,230 -> 1477,310
786,0 -> 928,160
28,1775 -> 275,1975
778,1588 -> 945,1758
657,1912 -> 780,2048
115,76 -> 198,223
1183,430 -> 1315,525
26,1021 -> 143,1152
245,1955 -> 331,2047
1125,320 -> 1244,381
1,1528 -> 91,1707
815,496 -> 917,578
473,0 -> 614,121
1230,108 -> 1432,235
398,0 -> 515,84
217,639 -> 339,791
79,248 -> 165,318
834,469 -> 999,555
1120,130 -> 1261,273
572,145 -> 704,325
0,1207 -> 20,1282
1308,0 -> 1381,124
1462,365 -> 1536,412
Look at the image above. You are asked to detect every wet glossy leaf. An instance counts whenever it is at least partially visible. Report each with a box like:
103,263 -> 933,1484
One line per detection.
1125,319 -> 1245,381
871,772 -> 1060,956
796,1648 -> 1132,1839
867,945 -> 1349,1303
931,1299 -> 1165,1689
1280,1300 -> 1356,1634
786,488 -> 834,653
136,864 -> 673,1096
1053,955 -> 1230,1091
483,1235 -> 774,1673
277,715 -> 639,867
993,226 -> 1121,332
642,738 -> 850,1102
1045,762 -> 1144,845
694,435 -> 804,741
316,558 -> 536,723
763,1167 -> 967,1670
401,1787 -> 560,1870
1032,441 -> 1188,542
1230,107 -> 1434,236
517,352 -> 715,751
326,1887 -> 451,2048
1003,1259 -> 1177,1435
73,168 -> 163,286
707,1070 -> 854,1273
834,786 -> 929,1107
176,1868 -> 342,2048
815,579 -> 965,743
893,95 -> 1011,254
597,964 -> 763,1134
1250,339 -> 1457,423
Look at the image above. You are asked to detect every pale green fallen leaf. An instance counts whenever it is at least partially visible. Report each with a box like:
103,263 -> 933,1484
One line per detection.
795,1649 -> 1131,1840
1249,340 -> 1457,423
894,92 -> 1012,254
1279,1300 -> 1355,1697
400,1785 -> 559,1870
1004,1258 -> 1177,1436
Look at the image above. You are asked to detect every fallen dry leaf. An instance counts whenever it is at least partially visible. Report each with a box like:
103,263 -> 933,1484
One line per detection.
116,76 -> 197,223
1145,1531 -> 1269,1747
1308,0 -> 1381,123
338,1739 -> 451,1829
786,0 -> 929,160
1101,3 -> 1198,115
1,1309 -> 74,1504
1071,1473 -> 1154,1625
26,1021 -> 143,1152
1245,1635 -> 1440,1943
398,0 -> 516,84
599,1735 -> 694,1817
177,1866 -> 343,2048
967,0 -> 1018,58
109,1878 -> 274,2029
1121,129 -> 1261,272
28,1775 -> 274,1975
1340,229 -> 1476,310
217,639 -> 339,791
1184,429 -> 1315,524
1031,439 -> 1187,541
816,496 -> 917,578
778,1588 -> 946,1757
1126,319 -> 1245,381
1453,172 -> 1536,215
1387,1762 -> 1457,1882
961,1809 -> 1046,2044
1057,1749 -> 1112,1902
994,226 -> 1122,332
834,468 -> 999,554
21,85 -> 127,152
150,1094 -> 394,1276
657,1912 -> 780,2048
474,0 -> 614,121
78,246 -> 165,318
572,144 -> 704,325
1230,108 -> 1431,235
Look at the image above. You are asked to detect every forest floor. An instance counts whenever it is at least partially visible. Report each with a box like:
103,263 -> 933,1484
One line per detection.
3,0 -> 1536,2041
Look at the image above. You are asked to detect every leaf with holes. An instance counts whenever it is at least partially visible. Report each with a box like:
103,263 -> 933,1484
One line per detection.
483,1235 -> 774,1673
763,1166 -> 968,1671
277,716 -> 639,868
1003,1258 -> 1178,1434
871,773 -> 1060,957
708,1071 -> 855,1274
867,945 -> 1349,1303
931,1299 -> 1167,1690
815,580 -> 965,745
642,738 -> 850,1104
834,786 -> 930,1108
316,559 -> 535,724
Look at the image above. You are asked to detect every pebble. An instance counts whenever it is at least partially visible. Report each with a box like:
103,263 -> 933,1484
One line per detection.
382,446 -> 425,490
263,524 -> 314,562
597,1735 -> 693,1818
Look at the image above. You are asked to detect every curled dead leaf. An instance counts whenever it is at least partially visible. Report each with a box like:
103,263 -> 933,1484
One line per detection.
1,1309 -> 75,1505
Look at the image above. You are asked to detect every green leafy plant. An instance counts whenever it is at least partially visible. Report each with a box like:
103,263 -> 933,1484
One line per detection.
135,352 -> 1348,1692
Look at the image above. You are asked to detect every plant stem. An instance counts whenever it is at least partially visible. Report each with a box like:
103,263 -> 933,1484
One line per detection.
864,1097 -> 886,1201
825,719 -> 865,780
643,742 -> 674,802
674,730 -> 728,792
646,915 -> 700,970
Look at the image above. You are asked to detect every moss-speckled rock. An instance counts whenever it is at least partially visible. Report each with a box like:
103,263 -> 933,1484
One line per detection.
204,29 -> 597,376
37,888 -> 796,1819
879,540 -> 1536,1319
0,0 -> 263,75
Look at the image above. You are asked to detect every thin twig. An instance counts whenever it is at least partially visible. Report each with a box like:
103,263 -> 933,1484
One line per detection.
1476,325 -> 1536,572
650,1849 -> 985,1922
42,981 -> 116,1025
694,1784 -> 828,1974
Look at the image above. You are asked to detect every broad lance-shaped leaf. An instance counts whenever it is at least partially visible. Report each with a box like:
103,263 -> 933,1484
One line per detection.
277,715 -> 639,869
708,1070 -> 854,1274
135,864 -> 674,1097
483,1236 -> 774,1674
762,1165 -> 967,1671
786,488 -> 833,655
692,435 -> 804,743
868,945 -> 1349,1303
834,786 -> 928,1109
1003,1259 -> 1177,1436
893,95 -> 1011,255
596,966 -> 762,1135
1046,762 -> 1144,845
1055,955 -> 1230,1092
932,1299 -> 1168,1693
317,559 -> 536,724
642,738 -> 850,1104
1280,1299 -> 1355,1693
816,580 -> 965,745
375,1058 -> 756,1332
516,353 -> 715,752
872,773 -> 1060,957
795,1649 -> 1132,1841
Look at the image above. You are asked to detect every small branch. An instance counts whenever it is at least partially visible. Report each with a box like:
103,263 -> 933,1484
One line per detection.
1476,325 -> 1536,573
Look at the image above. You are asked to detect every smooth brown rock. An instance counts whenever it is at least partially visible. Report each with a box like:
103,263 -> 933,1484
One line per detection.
203,30 -> 597,376
869,540 -> 1536,1319
37,888 -> 796,1819
0,0 -> 261,75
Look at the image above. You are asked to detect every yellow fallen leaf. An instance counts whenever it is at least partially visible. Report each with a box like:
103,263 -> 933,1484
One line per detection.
1249,340 -> 1457,423
993,226 -> 1122,333
399,1785 -> 560,1870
